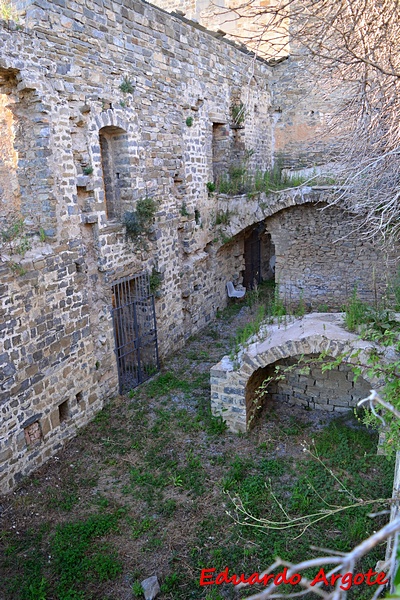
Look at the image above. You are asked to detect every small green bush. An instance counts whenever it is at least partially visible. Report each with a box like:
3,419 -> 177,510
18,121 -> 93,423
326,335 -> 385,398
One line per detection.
120,76 -> 135,94
123,197 -> 158,243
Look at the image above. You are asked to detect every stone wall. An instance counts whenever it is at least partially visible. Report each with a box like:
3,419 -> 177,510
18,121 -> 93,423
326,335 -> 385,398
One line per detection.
0,0 -> 275,493
210,314 -> 390,432
215,190 -> 397,307
259,357 -> 371,412
0,0 -> 397,493
266,202 -> 396,307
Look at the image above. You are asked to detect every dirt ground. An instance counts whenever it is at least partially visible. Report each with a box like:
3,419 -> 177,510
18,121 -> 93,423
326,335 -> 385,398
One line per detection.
0,299 -> 387,600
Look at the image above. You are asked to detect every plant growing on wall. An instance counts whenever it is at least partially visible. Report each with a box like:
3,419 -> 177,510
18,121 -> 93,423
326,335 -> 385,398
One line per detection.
149,267 -> 163,295
180,202 -> 189,217
123,197 -> 158,246
119,76 -> 135,94
230,101 -> 246,126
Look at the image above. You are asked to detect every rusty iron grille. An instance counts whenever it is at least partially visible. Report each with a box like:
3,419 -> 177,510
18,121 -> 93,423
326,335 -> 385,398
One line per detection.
111,272 -> 159,394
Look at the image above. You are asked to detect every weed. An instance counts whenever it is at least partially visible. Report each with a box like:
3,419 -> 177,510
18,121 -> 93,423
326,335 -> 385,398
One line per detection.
159,498 -> 177,517
215,210 -> 231,226
390,265 -> 400,310
169,473 -> 183,487
130,517 -> 155,539
317,303 -> 329,312
49,512 -> 123,597
120,76 -> 135,94
149,267 -> 162,294
180,201 -> 189,217
123,196 -> 158,244
204,412 -> 227,435
132,581 -> 144,597
82,165 -> 93,175
216,161 -> 307,197
47,490 -> 79,512
38,227 -> 47,242
161,572 -> 181,592
9,261 -> 27,276
206,181 -> 216,193
343,287 -> 370,331
231,304 -> 266,356
185,116 -> 193,127
270,284 -> 286,317
230,101 -> 246,126
294,290 -> 306,317
144,371 -> 190,397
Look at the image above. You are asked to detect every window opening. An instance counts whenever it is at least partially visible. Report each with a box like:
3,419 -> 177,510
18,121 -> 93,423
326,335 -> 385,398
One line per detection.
212,123 -> 229,184
24,421 -> 42,446
58,400 -> 69,423
99,125 -> 131,220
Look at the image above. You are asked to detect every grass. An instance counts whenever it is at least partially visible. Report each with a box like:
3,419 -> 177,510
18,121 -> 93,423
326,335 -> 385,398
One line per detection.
0,291 -> 395,600
216,163 -> 308,197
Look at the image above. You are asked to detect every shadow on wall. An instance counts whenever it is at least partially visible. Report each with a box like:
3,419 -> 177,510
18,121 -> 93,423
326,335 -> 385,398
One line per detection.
246,355 -> 371,429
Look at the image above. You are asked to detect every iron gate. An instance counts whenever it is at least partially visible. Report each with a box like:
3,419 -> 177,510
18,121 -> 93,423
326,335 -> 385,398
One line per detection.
111,272 -> 159,394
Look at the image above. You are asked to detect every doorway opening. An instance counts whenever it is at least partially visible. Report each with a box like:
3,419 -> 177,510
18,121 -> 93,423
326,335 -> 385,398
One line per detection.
111,272 -> 160,394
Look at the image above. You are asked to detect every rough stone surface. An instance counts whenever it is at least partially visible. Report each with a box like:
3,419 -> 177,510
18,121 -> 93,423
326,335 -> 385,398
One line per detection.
211,313 -> 398,432
141,576 -> 160,600
0,0 -> 397,493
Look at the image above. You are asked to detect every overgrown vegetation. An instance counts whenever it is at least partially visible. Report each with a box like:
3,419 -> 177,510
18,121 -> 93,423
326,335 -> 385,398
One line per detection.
216,161 -> 307,196
338,288 -> 400,459
123,197 -> 158,245
1,282 -> 398,599
0,212 -> 46,274
230,101 -> 246,126
149,267 -> 163,295
119,76 -> 135,94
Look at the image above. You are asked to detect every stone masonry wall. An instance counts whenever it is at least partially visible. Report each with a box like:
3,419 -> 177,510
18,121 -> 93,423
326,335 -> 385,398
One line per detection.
0,0 -> 397,493
210,315 -> 391,433
265,202 -> 397,307
0,0 -> 274,493
261,357 -> 371,412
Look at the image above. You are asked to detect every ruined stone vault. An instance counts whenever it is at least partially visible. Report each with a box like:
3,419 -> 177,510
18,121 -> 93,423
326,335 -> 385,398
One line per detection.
210,313 -> 387,432
0,0 -> 396,493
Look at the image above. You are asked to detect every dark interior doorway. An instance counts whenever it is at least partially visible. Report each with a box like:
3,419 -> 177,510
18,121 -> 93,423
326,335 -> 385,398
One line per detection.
243,224 -> 275,289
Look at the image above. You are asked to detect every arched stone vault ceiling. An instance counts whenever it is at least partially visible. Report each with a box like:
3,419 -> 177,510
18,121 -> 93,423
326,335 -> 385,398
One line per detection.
216,186 -> 322,241
210,313 -> 394,432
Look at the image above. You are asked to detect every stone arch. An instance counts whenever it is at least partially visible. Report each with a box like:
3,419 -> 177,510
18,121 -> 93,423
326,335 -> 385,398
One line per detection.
245,354 -> 371,429
91,110 -> 138,220
210,316 -> 385,433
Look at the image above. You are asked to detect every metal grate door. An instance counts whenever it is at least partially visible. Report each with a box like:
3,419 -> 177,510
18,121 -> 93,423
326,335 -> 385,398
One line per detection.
111,272 -> 159,394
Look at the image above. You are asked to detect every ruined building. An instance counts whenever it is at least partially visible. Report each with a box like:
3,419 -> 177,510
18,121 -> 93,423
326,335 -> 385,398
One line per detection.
0,0 -> 396,493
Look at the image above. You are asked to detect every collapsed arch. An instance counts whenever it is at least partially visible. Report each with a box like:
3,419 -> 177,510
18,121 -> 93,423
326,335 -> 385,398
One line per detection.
211,316 -> 384,433
246,354 -> 371,429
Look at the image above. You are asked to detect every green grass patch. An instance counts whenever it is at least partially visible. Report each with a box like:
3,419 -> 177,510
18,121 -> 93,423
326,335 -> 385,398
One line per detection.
144,371 -> 191,397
